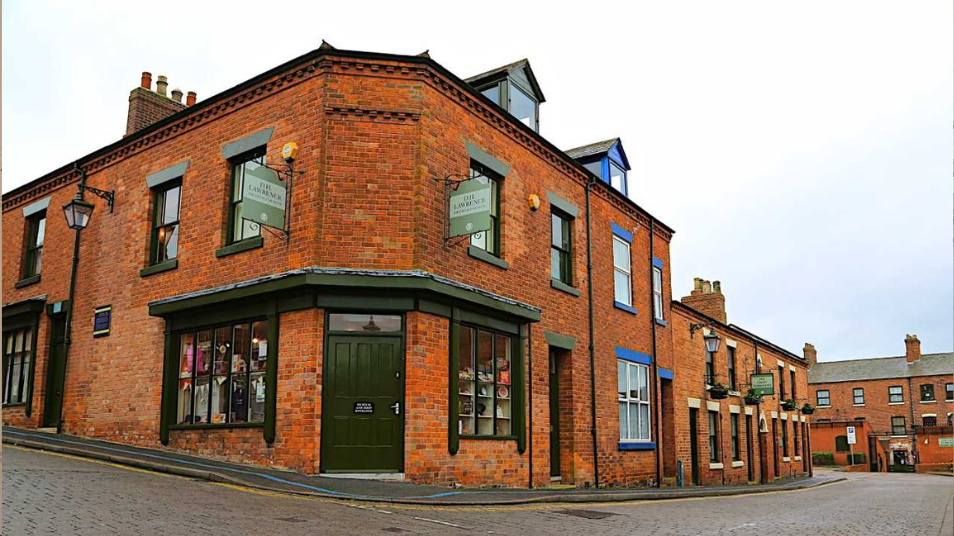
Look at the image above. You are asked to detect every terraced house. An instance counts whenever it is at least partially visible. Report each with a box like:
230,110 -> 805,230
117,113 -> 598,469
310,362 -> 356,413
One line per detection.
2,43 -> 812,488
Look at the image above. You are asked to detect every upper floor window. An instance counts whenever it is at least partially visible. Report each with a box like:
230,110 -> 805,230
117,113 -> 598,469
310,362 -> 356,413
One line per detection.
920,384 -> 935,402
509,85 -> 537,130
946,383 -> 953,401
778,365 -> 786,400
469,164 -> 501,257
618,360 -> 651,442
816,390 -> 830,406
708,411 -> 720,462
550,210 -> 572,285
612,236 -> 632,307
151,181 -> 181,264
853,388 -> 865,405
583,161 -> 602,178
891,416 -> 906,435
726,345 -> 736,390
3,328 -> 34,405
228,151 -> 266,244
705,348 -> 715,386
652,267 -> 664,321
730,413 -> 741,461
481,85 -> 499,104
609,161 -> 626,193
888,386 -> 904,404
922,416 -> 937,427
790,369 -> 796,399
22,211 -> 45,279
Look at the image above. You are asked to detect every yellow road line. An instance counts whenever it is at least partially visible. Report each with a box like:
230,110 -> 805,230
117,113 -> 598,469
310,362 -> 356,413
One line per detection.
5,444 -> 182,479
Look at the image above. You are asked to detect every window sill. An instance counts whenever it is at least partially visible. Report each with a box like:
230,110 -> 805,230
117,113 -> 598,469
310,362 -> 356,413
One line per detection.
728,390 -> 741,397
709,462 -> 724,469
816,405 -> 831,409
459,434 -> 517,441
550,279 -> 581,297
654,317 -> 668,326
731,460 -> 744,468
14,274 -> 40,289
216,236 -> 264,258
2,402 -> 27,408
920,400 -> 936,404
794,456 -> 802,461
614,301 -> 637,315
618,441 -> 656,451
853,404 -> 865,407
782,457 -> 791,462
467,245 -> 510,270
888,402 -> 905,406
169,422 -> 264,431
140,259 -> 178,277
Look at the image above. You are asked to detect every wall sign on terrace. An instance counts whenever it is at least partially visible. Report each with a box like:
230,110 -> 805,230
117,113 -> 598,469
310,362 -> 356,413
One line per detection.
448,176 -> 491,239
242,165 -> 286,231
749,373 -> 775,397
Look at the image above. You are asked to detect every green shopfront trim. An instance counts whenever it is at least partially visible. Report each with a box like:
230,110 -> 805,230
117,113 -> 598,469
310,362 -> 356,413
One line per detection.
1,297 -> 45,416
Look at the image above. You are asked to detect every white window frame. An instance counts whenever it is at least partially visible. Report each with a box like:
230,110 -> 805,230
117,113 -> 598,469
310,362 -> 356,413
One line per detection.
617,360 -> 651,442
652,266 -> 664,320
612,236 -> 632,307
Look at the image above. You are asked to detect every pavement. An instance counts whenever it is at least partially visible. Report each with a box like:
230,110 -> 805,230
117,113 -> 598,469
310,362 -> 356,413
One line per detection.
4,445 -> 951,536
3,426 -> 843,505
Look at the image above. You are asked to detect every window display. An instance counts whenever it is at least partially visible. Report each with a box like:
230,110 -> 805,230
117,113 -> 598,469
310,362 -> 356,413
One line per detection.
457,325 -> 512,437
175,319 -> 269,426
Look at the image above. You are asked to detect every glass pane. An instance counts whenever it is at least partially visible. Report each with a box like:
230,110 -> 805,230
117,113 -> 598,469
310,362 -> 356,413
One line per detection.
609,162 -> 625,192
163,186 -> 180,224
20,356 -> 30,404
617,362 -> 626,398
249,373 -> 266,422
23,328 -> 32,351
458,326 -> 475,381
241,217 -> 261,240
250,321 -> 269,372
230,374 -> 248,423
178,333 -> 195,378
638,365 -> 649,401
551,248 -> 562,281
213,327 -> 231,375
195,330 -> 212,377
489,179 -> 498,217
328,314 -> 401,332
14,331 -> 24,353
629,365 -> 639,399
551,213 -> 562,248
177,379 -> 193,424
509,85 -> 536,129
495,334 -> 511,386
194,376 -> 210,424
639,403 -> 650,440
482,85 -> 499,105
584,160 -> 602,178
619,402 -> 628,439
160,224 -> 178,261
9,359 -> 20,401
476,331 -> 493,384
232,323 -> 250,374
614,271 -> 631,304
232,164 -> 244,202
470,230 -> 487,250
211,376 -> 228,424
613,239 -> 630,271
35,217 -> 46,247
653,268 -> 661,291
628,401 -> 638,439
459,327 -> 475,436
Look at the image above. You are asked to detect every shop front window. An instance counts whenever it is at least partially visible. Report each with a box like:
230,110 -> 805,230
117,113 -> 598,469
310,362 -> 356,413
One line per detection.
3,328 -> 34,405
457,325 -> 512,437
176,319 -> 269,425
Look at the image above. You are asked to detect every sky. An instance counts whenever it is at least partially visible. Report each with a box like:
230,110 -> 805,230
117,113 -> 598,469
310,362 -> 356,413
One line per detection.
3,1 -> 952,361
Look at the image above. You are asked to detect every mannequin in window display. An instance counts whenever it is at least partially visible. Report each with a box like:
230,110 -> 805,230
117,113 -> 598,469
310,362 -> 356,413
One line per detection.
231,381 -> 247,423
194,381 -> 209,423
249,375 -> 266,422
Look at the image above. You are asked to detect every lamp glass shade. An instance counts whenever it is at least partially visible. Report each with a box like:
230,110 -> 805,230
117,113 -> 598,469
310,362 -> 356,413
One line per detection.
63,198 -> 95,230
704,331 -> 721,353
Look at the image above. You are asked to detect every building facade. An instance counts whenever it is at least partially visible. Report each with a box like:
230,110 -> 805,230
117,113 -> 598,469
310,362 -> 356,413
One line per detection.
808,335 -> 953,472
2,44 -> 811,488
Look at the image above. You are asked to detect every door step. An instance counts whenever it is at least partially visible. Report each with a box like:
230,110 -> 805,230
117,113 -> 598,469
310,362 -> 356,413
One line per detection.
550,475 -> 562,482
36,427 -> 58,434
322,472 -> 405,481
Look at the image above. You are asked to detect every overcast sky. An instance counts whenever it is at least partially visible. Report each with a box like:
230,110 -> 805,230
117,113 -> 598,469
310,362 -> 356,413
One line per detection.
3,1 -> 951,361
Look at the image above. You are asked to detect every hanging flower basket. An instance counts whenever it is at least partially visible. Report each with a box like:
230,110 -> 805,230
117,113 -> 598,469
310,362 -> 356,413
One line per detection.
744,392 -> 762,405
781,399 -> 799,411
801,403 -> 815,415
709,384 -> 730,400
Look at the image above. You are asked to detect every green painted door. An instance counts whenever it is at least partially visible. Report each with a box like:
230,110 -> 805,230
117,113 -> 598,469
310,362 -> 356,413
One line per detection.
43,315 -> 67,428
322,336 -> 404,473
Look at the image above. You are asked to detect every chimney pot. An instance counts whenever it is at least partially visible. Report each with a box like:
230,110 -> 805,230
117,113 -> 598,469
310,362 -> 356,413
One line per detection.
156,75 -> 168,96
171,88 -> 183,103
141,72 -> 152,90
701,280 -> 712,294
186,91 -> 197,106
693,278 -> 703,292
712,281 -> 721,294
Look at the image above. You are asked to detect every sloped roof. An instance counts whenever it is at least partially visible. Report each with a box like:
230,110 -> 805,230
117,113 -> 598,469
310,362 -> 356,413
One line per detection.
808,352 -> 953,384
464,59 -> 546,103
565,138 -> 619,160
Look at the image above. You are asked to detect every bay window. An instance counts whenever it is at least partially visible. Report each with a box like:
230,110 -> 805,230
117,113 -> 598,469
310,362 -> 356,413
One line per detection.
618,360 -> 651,442
2,328 -> 34,405
457,325 -> 512,437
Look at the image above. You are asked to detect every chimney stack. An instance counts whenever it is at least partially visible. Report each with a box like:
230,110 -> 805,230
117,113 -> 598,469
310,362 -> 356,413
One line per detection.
156,75 -> 168,96
186,91 -> 197,106
803,343 -> 817,368
681,278 -> 727,324
125,71 -> 187,136
905,334 -> 921,364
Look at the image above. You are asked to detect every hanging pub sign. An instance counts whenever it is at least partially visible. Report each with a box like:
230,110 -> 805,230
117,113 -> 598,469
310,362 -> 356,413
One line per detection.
448,176 -> 491,239
242,165 -> 286,231
93,305 -> 111,338
749,372 -> 775,397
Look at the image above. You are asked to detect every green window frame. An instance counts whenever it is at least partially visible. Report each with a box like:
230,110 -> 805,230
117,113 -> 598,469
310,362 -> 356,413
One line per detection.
730,413 -> 740,461
793,419 -> 800,455
727,346 -> 736,390
550,210 -> 572,285
2,327 -> 34,405
456,324 -> 513,438
920,384 -> 935,402
888,385 -> 903,403
22,211 -> 45,279
946,383 -> 953,401
781,419 -> 789,457
790,369 -> 796,400
227,150 -> 267,245
468,163 -> 501,257
891,416 -> 906,435
708,411 -> 720,462
778,365 -> 785,400
174,318 -> 270,427
150,180 -> 181,265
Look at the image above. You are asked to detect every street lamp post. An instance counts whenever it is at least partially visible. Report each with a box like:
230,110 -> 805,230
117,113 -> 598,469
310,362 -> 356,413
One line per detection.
54,164 -> 114,432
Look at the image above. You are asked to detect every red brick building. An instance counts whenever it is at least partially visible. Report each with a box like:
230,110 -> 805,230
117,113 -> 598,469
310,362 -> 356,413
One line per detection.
2,43 -> 810,488
808,335 -> 953,471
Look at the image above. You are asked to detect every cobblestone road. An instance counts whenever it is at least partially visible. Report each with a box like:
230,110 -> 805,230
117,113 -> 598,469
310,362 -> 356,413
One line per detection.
3,446 -> 952,535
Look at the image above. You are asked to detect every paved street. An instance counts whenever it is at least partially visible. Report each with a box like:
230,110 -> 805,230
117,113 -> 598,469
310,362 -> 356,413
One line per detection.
2,446 -> 952,536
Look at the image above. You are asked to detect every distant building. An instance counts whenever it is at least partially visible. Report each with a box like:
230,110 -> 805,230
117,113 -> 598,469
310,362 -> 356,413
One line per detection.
808,335 -> 952,471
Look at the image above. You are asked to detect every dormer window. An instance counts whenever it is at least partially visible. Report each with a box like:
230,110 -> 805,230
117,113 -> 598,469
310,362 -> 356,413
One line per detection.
566,138 -> 632,197
467,59 -> 545,133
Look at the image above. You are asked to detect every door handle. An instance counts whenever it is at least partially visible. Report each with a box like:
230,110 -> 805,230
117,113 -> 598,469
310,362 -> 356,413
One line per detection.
390,402 -> 401,415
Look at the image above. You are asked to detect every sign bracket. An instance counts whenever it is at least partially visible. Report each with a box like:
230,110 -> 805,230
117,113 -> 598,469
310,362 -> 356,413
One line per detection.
436,172 -> 480,248
252,158 -> 304,243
